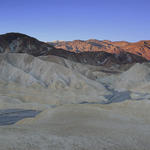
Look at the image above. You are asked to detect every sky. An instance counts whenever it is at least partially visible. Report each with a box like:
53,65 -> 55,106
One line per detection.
0,0 -> 150,42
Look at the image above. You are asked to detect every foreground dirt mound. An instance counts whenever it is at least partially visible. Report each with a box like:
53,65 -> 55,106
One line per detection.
1,102 -> 150,150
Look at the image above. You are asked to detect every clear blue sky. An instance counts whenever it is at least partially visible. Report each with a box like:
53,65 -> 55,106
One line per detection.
0,0 -> 150,42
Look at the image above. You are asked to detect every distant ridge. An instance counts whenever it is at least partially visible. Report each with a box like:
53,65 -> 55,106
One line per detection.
49,39 -> 150,60
0,32 -> 147,65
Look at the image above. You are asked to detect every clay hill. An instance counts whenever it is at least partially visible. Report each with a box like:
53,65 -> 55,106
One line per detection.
0,33 -> 147,66
49,39 -> 150,60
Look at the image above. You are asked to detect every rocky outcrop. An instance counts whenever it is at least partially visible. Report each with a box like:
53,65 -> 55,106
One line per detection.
0,32 -> 55,56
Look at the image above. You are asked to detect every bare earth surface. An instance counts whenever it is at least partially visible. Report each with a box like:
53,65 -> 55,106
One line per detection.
0,53 -> 150,150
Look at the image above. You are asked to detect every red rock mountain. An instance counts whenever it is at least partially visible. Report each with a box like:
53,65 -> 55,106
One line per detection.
49,39 -> 150,60
0,33 -> 148,66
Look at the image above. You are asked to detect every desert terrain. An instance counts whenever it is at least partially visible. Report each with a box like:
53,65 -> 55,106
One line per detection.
0,33 -> 150,150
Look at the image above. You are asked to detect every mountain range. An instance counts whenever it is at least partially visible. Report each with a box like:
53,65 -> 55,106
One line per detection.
0,32 -> 148,66
49,39 -> 150,60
